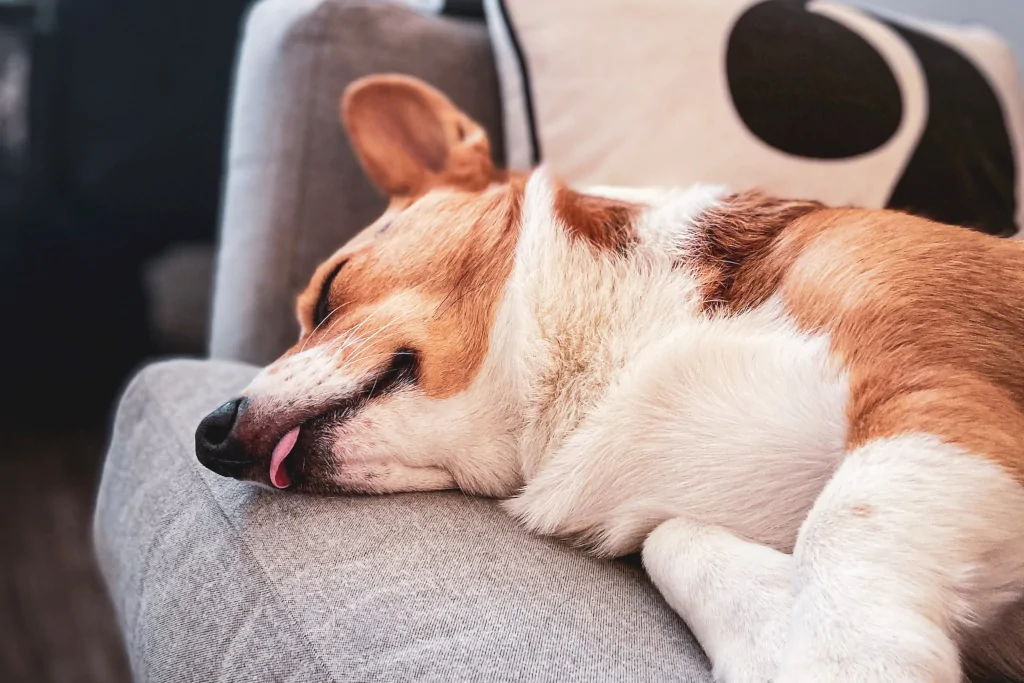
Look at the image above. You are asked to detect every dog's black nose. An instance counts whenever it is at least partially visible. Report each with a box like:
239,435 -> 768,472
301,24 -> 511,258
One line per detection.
195,397 -> 252,478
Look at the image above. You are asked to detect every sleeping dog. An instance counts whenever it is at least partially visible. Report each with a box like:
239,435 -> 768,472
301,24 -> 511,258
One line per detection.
195,74 -> 1024,683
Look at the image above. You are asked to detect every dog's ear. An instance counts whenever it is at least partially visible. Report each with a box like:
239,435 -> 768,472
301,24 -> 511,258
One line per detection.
342,74 -> 494,198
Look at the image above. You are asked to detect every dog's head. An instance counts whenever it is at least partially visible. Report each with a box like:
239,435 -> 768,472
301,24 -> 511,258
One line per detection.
195,75 -> 527,496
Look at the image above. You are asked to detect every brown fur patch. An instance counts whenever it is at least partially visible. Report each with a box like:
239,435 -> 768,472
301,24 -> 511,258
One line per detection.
553,185 -> 639,253
293,179 -> 525,399
691,191 -> 825,311
698,194 -> 1024,480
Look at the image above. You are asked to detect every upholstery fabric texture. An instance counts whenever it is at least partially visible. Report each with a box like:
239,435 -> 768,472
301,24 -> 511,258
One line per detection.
94,360 -> 714,682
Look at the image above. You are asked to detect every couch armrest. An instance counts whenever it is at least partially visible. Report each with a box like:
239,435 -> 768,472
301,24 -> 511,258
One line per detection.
210,0 -> 502,365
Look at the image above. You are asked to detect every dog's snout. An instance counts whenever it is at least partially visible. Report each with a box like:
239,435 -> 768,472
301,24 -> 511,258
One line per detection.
196,397 -> 252,478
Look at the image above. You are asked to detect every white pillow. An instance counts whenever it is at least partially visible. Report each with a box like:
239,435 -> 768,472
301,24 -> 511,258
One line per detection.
484,0 -> 1024,238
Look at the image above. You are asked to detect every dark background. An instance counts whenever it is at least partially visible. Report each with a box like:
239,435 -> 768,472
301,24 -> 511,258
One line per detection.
1,1 -> 252,680
1,0 -> 252,428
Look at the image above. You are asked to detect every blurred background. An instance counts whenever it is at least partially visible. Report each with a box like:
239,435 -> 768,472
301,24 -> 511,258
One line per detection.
0,0 -> 1021,681
1,0 -> 251,679
0,0 -> 251,423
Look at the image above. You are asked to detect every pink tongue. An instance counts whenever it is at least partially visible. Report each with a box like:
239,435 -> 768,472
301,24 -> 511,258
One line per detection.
269,427 -> 300,489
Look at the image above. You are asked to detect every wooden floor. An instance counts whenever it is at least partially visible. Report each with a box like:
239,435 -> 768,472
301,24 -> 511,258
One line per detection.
0,427 -> 131,683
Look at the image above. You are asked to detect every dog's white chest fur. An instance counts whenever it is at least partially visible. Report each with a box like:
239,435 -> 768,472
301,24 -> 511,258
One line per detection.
490,174 -> 850,557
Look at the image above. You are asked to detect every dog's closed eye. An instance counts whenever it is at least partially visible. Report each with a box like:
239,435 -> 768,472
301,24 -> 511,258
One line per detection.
313,259 -> 348,327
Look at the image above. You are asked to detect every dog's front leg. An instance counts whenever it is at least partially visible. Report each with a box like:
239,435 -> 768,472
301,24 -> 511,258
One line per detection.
775,435 -> 1024,683
643,517 -> 794,683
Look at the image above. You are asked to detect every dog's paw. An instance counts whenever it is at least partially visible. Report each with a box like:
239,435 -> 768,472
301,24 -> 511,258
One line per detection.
643,519 -> 793,683
709,648 -> 781,683
775,604 -> 961,683
703,597 -> 790,683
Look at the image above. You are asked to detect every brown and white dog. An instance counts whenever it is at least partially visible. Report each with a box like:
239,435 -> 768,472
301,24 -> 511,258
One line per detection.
195,74 -> 1024,683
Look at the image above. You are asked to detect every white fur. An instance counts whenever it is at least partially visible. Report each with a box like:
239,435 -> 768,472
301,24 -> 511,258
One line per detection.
642,437 -> 1024,683
503,294 -> 849,557
245,346 -> 361,419
643,517 -> 794,683
779,435 -> 1024,682
584,181 -> 728,261
488,171 -> 849,557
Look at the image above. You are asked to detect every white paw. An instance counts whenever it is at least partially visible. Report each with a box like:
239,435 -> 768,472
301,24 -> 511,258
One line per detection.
775,603 -> 961,683
710,648 -> 782,683
703,580 -> 791,683
643,518 -> 794,683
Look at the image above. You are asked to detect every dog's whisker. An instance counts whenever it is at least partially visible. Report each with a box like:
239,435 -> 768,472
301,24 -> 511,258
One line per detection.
365,376 -> 381,403
312,267 -> 450,366
299,300 -> 352,355
332,314 -> 395,361
341,317 -> 404,369
329,268 -> 450,368
319,298 -> 396,364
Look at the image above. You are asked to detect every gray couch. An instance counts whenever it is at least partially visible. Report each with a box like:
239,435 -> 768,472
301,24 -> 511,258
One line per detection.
93,2 -> 713,680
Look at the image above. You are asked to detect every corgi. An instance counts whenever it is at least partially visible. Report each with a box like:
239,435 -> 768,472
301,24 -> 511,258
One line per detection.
195,74 -> 1024,683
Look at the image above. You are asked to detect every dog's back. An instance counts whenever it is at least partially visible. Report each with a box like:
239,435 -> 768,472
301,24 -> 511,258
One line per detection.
767,208 -> 1024,480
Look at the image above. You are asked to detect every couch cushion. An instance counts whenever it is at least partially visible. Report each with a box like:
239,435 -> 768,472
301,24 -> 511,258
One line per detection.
94,359 -> 713,682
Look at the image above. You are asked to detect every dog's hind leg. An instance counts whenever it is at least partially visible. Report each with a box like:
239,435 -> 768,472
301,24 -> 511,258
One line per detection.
774,434 -> 1024,683
643,517 -> 794,683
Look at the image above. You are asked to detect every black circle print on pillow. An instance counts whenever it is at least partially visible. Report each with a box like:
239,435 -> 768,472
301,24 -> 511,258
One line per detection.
726,0 -> 1018,237
726,0 -> 903,159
